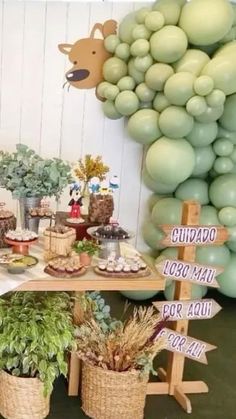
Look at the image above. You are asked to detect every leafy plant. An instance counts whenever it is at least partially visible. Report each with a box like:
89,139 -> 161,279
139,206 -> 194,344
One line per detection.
73,238 -> 100,256
73,155 -> 109,184
0,144 -> 72,198
0,292 -> 76,396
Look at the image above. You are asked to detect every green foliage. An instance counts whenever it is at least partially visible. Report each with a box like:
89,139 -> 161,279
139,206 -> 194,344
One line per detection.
0,144 -> 72,198
0,292 -> 76,396
73,239 -> 100,256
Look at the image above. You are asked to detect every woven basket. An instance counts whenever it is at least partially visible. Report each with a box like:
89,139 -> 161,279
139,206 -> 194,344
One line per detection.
81,363 -> 148,419
0,370 -> 50,419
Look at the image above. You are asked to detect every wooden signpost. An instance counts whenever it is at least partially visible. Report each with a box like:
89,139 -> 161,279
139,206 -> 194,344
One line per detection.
148,200 -> 228,413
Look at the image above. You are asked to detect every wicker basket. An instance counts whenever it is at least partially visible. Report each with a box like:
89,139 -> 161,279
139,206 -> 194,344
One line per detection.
43,228 -> 76,257
0,370 -> 50,419
81,363 -> 148,419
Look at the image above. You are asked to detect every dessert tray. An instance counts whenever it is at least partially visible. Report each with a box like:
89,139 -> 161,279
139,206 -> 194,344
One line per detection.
88,225 -> 131,241
94,255 -> 151,278
44,255 -> 86,278
5,229 -> 38,242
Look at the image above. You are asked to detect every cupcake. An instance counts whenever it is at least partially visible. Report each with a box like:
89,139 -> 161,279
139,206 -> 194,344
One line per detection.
98,263 -> 106,271
123,265 -> 131,273
131,264 -> 139,273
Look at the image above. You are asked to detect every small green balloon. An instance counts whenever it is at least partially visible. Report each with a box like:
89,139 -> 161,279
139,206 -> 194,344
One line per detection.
175,178 -> 209,205
174,49 -> 210,76
192,145 -> 216,176
186,121 -> 218,147
120,290 -> 159,301
145,11 -> 165,31
209,174 -> 236,208
194,76 -> 214,96
117,76 -> 136,91
135,7 -> 150,24
150,25 -> 188,63
159,106 -> 194,139
206,89 -> 226,108
128,109 -> 161,144
164,72 -> 195,106
145,63 -> 174,91
227,226 -> 236,251
142,220 -> 165,250
97,81 -> 113,99
200,205 -> 220,225
231,147 -> 236,163
118,12 -> 136,44
196,245 -> 231,267
135,83 -> 155,102
214,157 -> 234,174
219,93 -> 236,132
143,167 -> 179,193
202,56 -> 236,96
153,93 -> 170,112
148,193 -> 172,212
151,197 -> 183,226
186,96 -> 207,117
132,24 -> 151,40
134,55 -> 153,73
218,206 -> 236,227
104,85 -> 120,101
115,91 -> 139,116
130,39 -> 150,57
217,126 -> 236,145
103,57 -> 127,84
115,43 -> 130,61
164,282 -> 207,301
153,0 -> 181,25
104,35 -> 120,53
102,100 -> 122,120
196,105 -> 224,123
128,59 -> 145,84
217,254 -> 236,298
213,138 -> 234,156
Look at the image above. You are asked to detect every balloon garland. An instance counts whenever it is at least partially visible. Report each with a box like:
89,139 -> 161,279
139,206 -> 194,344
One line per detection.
97,0 -> 236,298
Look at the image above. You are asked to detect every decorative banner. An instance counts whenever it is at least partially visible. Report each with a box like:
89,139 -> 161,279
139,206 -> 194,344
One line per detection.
156,258 -> 223,288
161,225 -> 228,247
158,328 -> 217,364
153,299 -> 222,321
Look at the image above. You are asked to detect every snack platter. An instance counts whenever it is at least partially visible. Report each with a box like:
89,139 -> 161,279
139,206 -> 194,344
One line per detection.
5,229 -> 38,243
94,255 -> 151,278
94,266 -> 151,278
44,255 -> 86,278
87,225 -> 133,242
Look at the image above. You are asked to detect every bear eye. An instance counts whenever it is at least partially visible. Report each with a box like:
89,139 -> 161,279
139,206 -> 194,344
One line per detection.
73,61 -> 77,64
92,51 -> 96,55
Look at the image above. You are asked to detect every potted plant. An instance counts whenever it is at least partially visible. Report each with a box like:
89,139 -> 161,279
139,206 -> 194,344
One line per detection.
72,238 -> 100,266
0,144 -> 72,231
0,291 -> 76,419
75,305 -> 165,419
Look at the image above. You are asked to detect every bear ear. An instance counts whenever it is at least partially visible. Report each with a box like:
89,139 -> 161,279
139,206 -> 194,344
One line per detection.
102,20 -> 117,38
58,44 -> 73,55
90,23 -> 104,39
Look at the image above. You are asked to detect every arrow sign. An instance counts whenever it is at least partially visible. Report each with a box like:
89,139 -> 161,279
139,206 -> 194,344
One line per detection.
158,328 -> 217,364
153,299 -> 222,321
161,225 -> 228,247
156,258 -> 223,288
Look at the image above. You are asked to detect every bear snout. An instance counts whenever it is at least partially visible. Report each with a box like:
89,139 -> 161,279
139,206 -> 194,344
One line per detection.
66,69 -> 90,82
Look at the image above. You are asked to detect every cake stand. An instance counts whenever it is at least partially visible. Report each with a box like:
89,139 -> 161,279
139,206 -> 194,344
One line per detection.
4,238 -> 38,255
87,227 -> 134,259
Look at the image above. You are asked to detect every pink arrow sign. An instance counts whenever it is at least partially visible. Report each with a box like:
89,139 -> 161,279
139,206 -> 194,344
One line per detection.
153,299 -> 222,321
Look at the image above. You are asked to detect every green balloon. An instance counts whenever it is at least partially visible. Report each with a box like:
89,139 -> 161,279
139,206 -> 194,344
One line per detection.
186,96 -> 207,117
202,56 -> 236,95
142,220 -> 165,250
196,105 -> 224,123
130,39 -> 150,57
151,197 -> 183,226
119,12 -> 136,44
128,109 -> 161,144
174,49 -> 210,76
164,72 -> 195,106
200,205 -> 220,225
153,93 -> 170,112
196,245 -> 231,267
102,100 -> 122,120
120,290 -> 159,301
132,24 -> 151,40
179,0 -> 233,45
143,167 -> 179,193
219,94 -> 236,132
159,106 -> 194,139
186,121 -> 218,147
231,147 -> 236,163
213,138 -> 234,156
226,226 -> 236,251
148,193 -> 172,212
97,81 -> 113,99
139,101 -> 152,109
104,35 -> 120,53
146,137 -> 195,185
135,83 -> 155,102
194,76 -> 214,96
117,76 -> 136,91
153,0 -> 181,25
175,178 -> 209,205
135,7 -> 150,24
115,43 -> 130,61
145,11 -> 165,31
192,145 -> 216,176
103,57 -> 127,84
218,206 -> 236,226
217,126 -> 236,145
164,282 -> 207,301
217,253 -> 236,298
134,55 -> 153,72
214,157 -> 234,174
128,59 -> 145,84
150,25 -> 188,63
145,63 -> 174,91
115,91 -> 139,116
209,174 -> 236,208
206,89 -> 226,108
104,85 -> 120,101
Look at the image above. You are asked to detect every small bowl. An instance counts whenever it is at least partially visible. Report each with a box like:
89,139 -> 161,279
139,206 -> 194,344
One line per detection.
7,262 -> 26,274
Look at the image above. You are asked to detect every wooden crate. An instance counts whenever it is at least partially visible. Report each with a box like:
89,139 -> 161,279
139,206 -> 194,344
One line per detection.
43,228 -> 76,256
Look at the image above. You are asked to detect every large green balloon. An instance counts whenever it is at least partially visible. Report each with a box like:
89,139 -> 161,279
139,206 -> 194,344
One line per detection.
135,83 -> 155,102
135,7 -> 150,24
103,57 -> 127,84
143,167 -> 179,193
151,197 -> 183,226
179,0 -> 234,46
196,105 -> 224,123
153,93 -> 170,112
192,145 -> 216,176
102,100 -> 122,120
174,49 -> 210,76
153,0 -> 181,25
115,91 -> 139,116
209,174 -> 236,208
186,121 -> 218,147
218,206 -> 236,226
196,245 -> 231,267
145,63 -> 174,91
128,59 -> 145,84
142,220 -> 165,250
118,12 -> 136,44
214,157 -> 234,174
150,25 -> 188,63
175,178 -> 209,205
231,147 -> 236,163
120,290 -> 159,301
206,89 -> 226,108
219,94 -> 236,132
128,109 -> 161,144
213,138 -> 234,156
217,253 -> 236,298
164,282 -> 207,301
159,106 -> 194,138
200,205 -> 220,225
146,137 -> 195,185
226,226 -> 236,251
217,126 -> 236,145
202,56 -> 236,95
164,72 -> 195,106
148,193 -> 172,212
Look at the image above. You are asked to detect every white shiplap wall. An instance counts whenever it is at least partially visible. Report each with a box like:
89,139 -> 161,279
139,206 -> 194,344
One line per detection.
0,1 -> 151,251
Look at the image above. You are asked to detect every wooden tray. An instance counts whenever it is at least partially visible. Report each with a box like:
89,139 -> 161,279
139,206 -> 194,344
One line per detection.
94,266 -> 151,278
44,266 -> 86,278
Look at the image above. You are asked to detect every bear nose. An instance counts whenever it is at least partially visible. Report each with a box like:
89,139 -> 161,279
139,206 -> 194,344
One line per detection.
66,69 -> 90,82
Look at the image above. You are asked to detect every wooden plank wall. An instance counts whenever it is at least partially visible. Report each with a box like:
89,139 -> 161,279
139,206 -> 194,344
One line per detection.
0,1 -> 153,251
